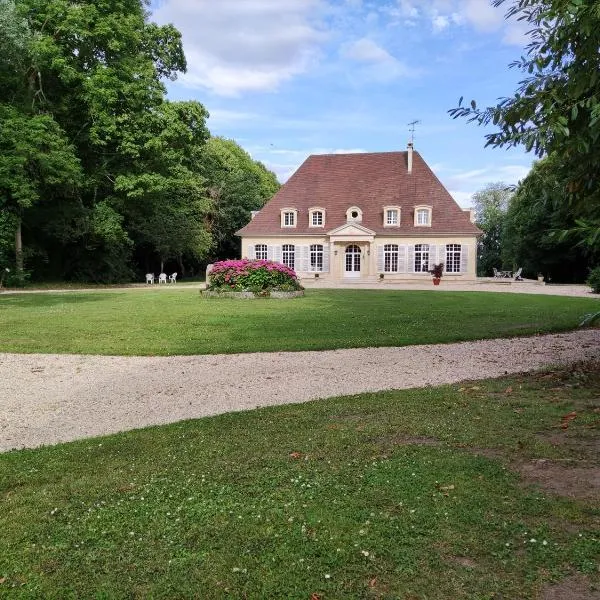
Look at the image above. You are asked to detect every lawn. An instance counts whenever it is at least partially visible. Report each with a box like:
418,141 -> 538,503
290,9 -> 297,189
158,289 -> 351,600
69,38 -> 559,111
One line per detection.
1,363 -> 598,598
0,288 -> 598,355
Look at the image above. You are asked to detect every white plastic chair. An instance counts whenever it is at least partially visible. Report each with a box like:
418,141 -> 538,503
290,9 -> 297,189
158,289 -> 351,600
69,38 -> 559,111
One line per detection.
169,272 -> 177,283
145,273 -> 154,284
493,268 -> 501,278
514,267 -> 523,281
158,272 -> 167,284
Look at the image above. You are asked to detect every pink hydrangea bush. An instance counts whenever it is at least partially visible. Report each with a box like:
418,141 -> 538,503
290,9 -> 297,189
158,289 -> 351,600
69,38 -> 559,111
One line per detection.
207,259 -> 302,292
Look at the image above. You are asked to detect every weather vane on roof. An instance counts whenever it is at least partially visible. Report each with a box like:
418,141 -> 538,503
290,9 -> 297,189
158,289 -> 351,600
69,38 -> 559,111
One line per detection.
408,119 -> 421,145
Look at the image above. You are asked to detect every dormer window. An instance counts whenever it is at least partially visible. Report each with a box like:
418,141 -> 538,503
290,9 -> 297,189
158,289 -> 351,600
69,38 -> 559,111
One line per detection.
346,206 -> 363,223
309,207 -> 325,227
383,206 -> 401,227
414,206 -> 432,227
281,208 -> 298,228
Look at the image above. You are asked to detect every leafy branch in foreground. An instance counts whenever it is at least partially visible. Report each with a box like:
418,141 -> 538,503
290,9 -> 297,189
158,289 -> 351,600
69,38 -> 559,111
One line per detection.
449,0 -> 600,249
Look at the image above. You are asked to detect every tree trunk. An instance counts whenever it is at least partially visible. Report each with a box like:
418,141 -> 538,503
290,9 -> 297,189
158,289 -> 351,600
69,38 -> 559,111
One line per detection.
178,255 -> 186,277
15,218 -> 23,274
160,257 -> 164,272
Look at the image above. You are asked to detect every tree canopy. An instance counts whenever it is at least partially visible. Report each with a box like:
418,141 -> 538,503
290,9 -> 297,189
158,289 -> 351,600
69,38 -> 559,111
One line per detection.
0,0 -> 278,283
471,182 -> 512,277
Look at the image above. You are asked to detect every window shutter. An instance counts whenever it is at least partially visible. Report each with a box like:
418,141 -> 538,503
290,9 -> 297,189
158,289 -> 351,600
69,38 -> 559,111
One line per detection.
407,245 -> 415,273
439,245 -> 447,269
428,245 -> 436,266
298,245 -> 309,273
398,245 -> 407,273
247,245 -> 254,259
274,245 -> 282,263
323,246 -> 330,272
376,245 -> 384,272
460,244 -> 469,273
267,245 -> 274,261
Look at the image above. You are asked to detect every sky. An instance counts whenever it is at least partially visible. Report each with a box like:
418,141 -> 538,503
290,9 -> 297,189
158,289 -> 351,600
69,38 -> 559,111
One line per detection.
150,0 -> 536,208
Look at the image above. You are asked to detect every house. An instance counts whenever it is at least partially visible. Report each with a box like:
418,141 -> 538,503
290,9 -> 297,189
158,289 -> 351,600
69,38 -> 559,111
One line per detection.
236,144 -> 481,282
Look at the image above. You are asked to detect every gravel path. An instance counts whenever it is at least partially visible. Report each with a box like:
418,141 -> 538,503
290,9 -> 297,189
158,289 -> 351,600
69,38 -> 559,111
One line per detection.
1,329 -> 599,453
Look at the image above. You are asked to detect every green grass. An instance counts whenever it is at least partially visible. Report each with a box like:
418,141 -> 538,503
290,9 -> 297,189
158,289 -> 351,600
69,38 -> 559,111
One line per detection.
0,288 -> 598,355
1,363 -> 599,598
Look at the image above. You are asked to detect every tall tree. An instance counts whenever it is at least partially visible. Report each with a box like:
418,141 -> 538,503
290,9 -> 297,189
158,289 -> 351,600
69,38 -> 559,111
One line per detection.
201,137 -> 279,260
502,155 -> 594,282
449,0 -> 600,248
0,106 -> 81,277
471,182 -> 512,276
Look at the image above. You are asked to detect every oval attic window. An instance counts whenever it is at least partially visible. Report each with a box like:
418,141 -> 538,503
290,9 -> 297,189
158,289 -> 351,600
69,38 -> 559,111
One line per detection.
351,210 -> 359,219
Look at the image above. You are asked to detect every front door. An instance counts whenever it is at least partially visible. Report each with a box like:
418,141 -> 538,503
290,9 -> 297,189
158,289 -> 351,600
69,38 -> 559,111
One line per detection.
344,244 -> 361,278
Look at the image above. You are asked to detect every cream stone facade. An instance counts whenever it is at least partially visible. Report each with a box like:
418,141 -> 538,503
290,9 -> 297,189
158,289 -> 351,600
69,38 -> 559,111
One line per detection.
237,149 -> 481,282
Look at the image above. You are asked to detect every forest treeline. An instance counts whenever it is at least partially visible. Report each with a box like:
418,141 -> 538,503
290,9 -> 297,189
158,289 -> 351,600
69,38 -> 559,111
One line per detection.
0,0 -> 279,284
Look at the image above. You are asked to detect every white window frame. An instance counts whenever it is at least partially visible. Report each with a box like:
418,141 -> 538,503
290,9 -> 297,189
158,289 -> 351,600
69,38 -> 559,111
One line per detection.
383,206 -> 401,227
282,244 -> 295,270
384,244 -> 399,272
414,206 -> 432,227
446,244 -> 461,273
281,208 -> 298,228
255,244 -> 267,260
309,244 -> 324,272
414,243 -> 430,273
309,207 -> 326,228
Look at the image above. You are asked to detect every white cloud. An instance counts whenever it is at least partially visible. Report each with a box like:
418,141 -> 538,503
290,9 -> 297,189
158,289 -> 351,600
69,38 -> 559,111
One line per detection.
432,13 -> 450,32
442,163 -> 531,207
152,0 -> 326,96
342,38 -> 394,62
340,38 -> 413,80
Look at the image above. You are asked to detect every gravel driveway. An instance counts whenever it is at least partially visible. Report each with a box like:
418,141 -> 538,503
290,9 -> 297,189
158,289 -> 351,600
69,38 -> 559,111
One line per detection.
1,329 -> 599,453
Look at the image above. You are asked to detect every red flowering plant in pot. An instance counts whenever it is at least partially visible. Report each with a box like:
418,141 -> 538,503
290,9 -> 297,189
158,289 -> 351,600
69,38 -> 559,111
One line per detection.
429,262 -> 444,286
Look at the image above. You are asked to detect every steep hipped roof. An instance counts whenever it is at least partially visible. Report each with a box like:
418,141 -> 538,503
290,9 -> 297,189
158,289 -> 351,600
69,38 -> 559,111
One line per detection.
237,151 -> 481,236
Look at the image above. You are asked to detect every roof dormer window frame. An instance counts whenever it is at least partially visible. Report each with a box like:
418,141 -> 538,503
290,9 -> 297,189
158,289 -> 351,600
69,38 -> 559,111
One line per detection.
308,207 -> 326,228
346,206 -> 363,223
281,208 -> 298,228
383,205 -> 401,227
414,205 -> 432,227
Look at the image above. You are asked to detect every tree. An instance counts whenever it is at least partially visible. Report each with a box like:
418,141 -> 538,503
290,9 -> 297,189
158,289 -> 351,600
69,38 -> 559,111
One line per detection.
471,182 -> 512,276
502,155 -> 594,282
201,138 -> 280,261
449,0 -> 600,247
0,105 -> 81,277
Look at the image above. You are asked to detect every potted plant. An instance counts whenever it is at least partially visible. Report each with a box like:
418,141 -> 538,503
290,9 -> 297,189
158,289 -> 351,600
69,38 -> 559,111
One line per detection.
429,262 -> 444,285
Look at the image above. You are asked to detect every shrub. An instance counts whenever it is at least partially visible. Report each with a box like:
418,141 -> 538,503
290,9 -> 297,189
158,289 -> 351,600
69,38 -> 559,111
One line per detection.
207,259 -> 302,292
587,266 -> 600,293
429,263 -> 444,278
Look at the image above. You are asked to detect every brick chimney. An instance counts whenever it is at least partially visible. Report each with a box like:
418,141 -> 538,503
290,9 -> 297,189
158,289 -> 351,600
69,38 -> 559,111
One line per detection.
407,141 -> 413,174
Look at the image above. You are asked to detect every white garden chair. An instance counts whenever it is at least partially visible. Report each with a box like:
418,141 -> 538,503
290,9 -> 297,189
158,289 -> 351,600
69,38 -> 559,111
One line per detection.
514,267 -> 523,281
169,272 -> 177,283
158,272 -> 167,284
145,273 -> 154,284
493,268 -> 501,278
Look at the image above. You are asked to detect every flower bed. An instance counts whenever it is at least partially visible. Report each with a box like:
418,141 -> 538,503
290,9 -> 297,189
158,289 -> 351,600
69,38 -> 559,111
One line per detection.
205,259 -> 304,297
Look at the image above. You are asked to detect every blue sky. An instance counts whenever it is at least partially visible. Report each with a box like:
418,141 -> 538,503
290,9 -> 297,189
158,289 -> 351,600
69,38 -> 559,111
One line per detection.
150,0 -> 535,207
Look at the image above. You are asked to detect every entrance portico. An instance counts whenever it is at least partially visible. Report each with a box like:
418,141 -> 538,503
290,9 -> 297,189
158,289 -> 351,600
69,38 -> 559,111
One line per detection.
327,223 -> 376,280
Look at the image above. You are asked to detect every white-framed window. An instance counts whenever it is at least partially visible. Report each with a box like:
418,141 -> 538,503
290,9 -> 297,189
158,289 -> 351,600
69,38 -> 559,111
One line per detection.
446,244 -> 461,273
346,206 -> 363,223
310,244 -> 323,271
414,244 -> 430,273
384,244 -> 399,272
414,206 -> 432,227
309,208 -> 325,227
281,208 -> 297,228
282,244 -> 295,270
254,244 -> 268,260
383,206 -> 401,227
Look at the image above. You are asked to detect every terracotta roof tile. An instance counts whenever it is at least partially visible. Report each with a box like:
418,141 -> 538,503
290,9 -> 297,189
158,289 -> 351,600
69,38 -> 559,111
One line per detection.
237,151 -> 481,236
